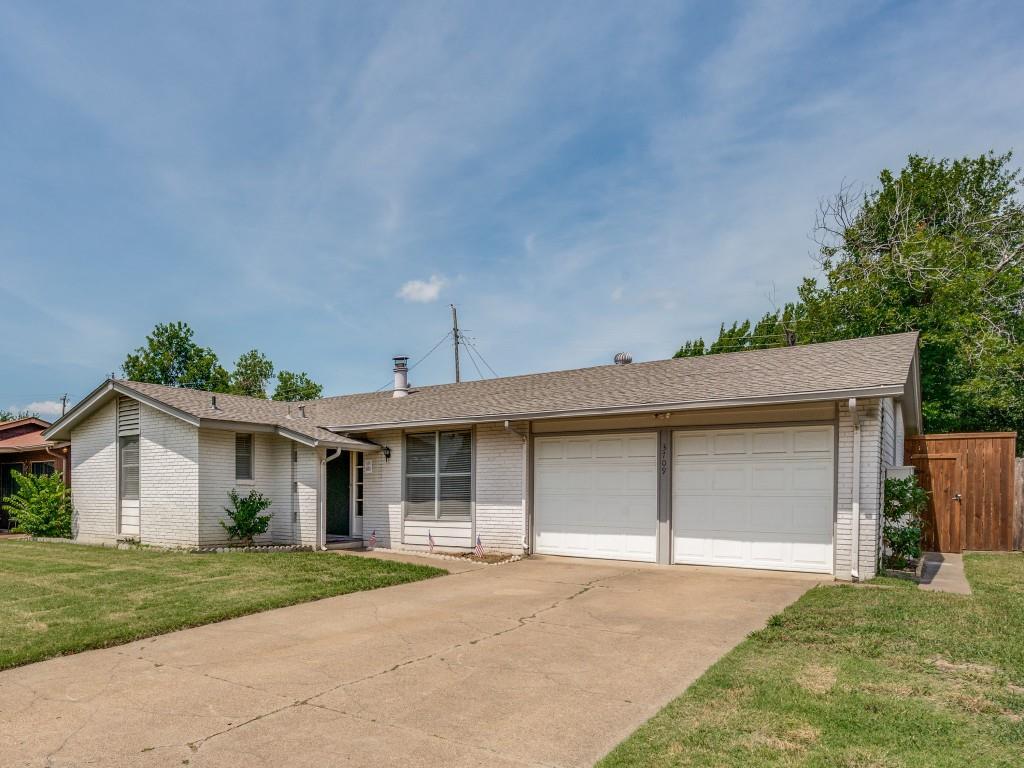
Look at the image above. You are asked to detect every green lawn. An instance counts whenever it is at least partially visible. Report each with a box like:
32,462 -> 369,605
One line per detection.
0,540 -> 444,671
600,554 -> 1024,768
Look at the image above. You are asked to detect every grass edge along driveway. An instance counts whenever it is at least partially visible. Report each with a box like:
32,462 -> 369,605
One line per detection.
599,553 -> 1024,768
1,540 -> 444,671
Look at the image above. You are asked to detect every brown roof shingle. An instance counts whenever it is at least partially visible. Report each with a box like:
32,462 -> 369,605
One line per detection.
91,332 -> 917,436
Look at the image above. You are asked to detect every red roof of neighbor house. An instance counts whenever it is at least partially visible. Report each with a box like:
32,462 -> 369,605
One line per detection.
0,417 -> 62,453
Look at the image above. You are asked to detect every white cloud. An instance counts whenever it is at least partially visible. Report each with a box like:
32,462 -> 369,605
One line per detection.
397,274 -> 446,303
7,400 -> 66,419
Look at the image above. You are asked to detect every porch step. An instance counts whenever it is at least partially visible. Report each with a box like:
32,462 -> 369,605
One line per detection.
325,536 -> 365,551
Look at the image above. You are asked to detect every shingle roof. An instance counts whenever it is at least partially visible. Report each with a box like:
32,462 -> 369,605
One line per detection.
109,382 -> 374,448
49,332 -> 918,441
308,332 -> 919,428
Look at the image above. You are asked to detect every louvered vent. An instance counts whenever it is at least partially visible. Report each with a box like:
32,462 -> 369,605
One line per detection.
117,397 -> 140,436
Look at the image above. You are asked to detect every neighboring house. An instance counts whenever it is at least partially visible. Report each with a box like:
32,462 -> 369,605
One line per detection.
42,332 -> 922,580
0,417 -> 71,531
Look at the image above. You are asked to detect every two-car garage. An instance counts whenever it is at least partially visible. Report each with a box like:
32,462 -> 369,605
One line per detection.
533,425 -> 835,574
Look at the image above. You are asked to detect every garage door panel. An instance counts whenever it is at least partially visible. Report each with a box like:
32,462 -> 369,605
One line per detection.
676,433 -> 709,456
713,432 -> 747,455
794,428 -> 832,454
534,433 -> 657,562
673,426 -> 834,574
712,466 -> 747,491
792,463 -> 831,491
752,431 -> 788,454
752,464 -> 788,491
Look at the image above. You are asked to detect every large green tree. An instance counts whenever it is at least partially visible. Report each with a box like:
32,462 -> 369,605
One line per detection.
272,371 -> 323,401
674,152 -> 1024,450
229,349 -> 274,398
122,322 -> 230,392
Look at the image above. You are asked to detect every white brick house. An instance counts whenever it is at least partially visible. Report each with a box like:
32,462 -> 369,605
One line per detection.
44,333 -> 922,580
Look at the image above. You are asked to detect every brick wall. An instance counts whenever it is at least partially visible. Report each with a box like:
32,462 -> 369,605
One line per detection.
138,404 -> 200,547
197,429 -> 295,546
474,421 -> 526,552
69,399 -> 117,542
362,430 -> 402,549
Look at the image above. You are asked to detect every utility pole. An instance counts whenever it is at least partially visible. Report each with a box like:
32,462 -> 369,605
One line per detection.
450,304 -> 461,383
60,393 -> 68,416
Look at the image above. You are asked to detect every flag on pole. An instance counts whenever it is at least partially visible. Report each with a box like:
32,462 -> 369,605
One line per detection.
428,530 -> 435,553
368,530 -> 377,549
474,535 -> 484,558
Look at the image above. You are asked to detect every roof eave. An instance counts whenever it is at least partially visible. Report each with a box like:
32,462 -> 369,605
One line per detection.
43,381 -> 201,441
324,384 -> 909,431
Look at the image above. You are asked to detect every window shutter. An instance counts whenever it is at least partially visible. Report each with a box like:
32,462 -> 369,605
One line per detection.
119,435 -> 140,500
404,433 -> 436,517
235,434 -> 253,480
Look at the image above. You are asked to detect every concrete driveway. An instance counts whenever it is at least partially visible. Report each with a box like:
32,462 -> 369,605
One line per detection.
1,554 -> 823,767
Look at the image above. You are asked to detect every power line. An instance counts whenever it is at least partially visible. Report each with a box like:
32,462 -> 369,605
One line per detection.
374,331 -> 453,392
462,340 -> 486,380
461,335 -> 499,378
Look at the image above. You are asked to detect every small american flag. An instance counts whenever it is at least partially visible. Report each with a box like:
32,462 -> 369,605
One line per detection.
474,535 -> 484,558
427,530 -> 435,553
368,530 -> 377,549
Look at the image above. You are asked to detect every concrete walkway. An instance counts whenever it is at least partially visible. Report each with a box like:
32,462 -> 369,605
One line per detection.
0,556 -> 822,767
919,552 -> 972,595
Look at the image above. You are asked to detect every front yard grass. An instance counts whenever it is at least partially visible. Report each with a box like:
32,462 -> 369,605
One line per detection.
600,554 -> 1024,767
0,540 -> 444,671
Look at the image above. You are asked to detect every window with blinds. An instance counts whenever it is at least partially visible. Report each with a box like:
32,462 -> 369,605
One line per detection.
404,430 -> 472,520
119,435 -> 140,500
235,434 -> 254,480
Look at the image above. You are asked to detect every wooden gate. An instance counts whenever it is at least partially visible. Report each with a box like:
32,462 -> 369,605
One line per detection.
906,433 -> 1018,553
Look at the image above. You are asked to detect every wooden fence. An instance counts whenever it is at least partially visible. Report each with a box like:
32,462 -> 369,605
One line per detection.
1016,458 -> 1023,551
906,433 -> 1018,553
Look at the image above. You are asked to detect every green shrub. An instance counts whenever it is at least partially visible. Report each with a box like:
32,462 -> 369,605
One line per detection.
2,470 -> 73,538
882,475 -> 929,569
221,488 -> 273,545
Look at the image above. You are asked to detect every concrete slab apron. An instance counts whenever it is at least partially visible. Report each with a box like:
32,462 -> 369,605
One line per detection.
0,558 -> 822,768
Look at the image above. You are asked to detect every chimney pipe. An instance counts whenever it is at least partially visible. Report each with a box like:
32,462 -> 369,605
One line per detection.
392,356 -> 410,398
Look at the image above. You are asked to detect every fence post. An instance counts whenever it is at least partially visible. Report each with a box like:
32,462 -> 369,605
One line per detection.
1015,458 -> 1023,551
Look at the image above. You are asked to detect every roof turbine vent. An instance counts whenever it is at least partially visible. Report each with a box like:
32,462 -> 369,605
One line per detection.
613,352 -> 633,365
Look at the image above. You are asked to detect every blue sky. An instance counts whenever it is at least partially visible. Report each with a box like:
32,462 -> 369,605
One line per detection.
2,1 -> 1022,417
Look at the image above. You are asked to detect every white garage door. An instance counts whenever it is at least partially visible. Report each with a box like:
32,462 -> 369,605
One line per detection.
533,433 -> 657,562
672,426 -> 834,573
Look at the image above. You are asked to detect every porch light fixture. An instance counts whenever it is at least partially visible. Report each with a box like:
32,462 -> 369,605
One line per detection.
382,446 -> 391,462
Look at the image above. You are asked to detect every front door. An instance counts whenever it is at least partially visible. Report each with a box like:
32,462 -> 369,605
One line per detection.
1,463 -> 21,530
326,452 -> 350,536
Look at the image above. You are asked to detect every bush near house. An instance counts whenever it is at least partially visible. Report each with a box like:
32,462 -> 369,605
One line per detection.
221,488 -> 273,545
1,470 -> 72,538
882,475 -> 929,569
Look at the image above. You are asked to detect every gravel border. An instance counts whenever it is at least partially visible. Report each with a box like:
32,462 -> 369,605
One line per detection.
376,548 -> 525,566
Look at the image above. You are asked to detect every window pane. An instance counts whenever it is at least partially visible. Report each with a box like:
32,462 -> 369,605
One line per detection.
439,475 -> 471,518
439,431 -> 471,474
235,434 -> 253,480
31,462 -> 55,477
405,433 -> 436,474
405,475 -> 436,517
120,435 -> 139,500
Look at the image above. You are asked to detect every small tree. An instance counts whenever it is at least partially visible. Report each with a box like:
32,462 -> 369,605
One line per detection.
882,475 -> 930,569
221,489 -> 273,546
2,470 -> 73,538
272,370 -> 323,401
